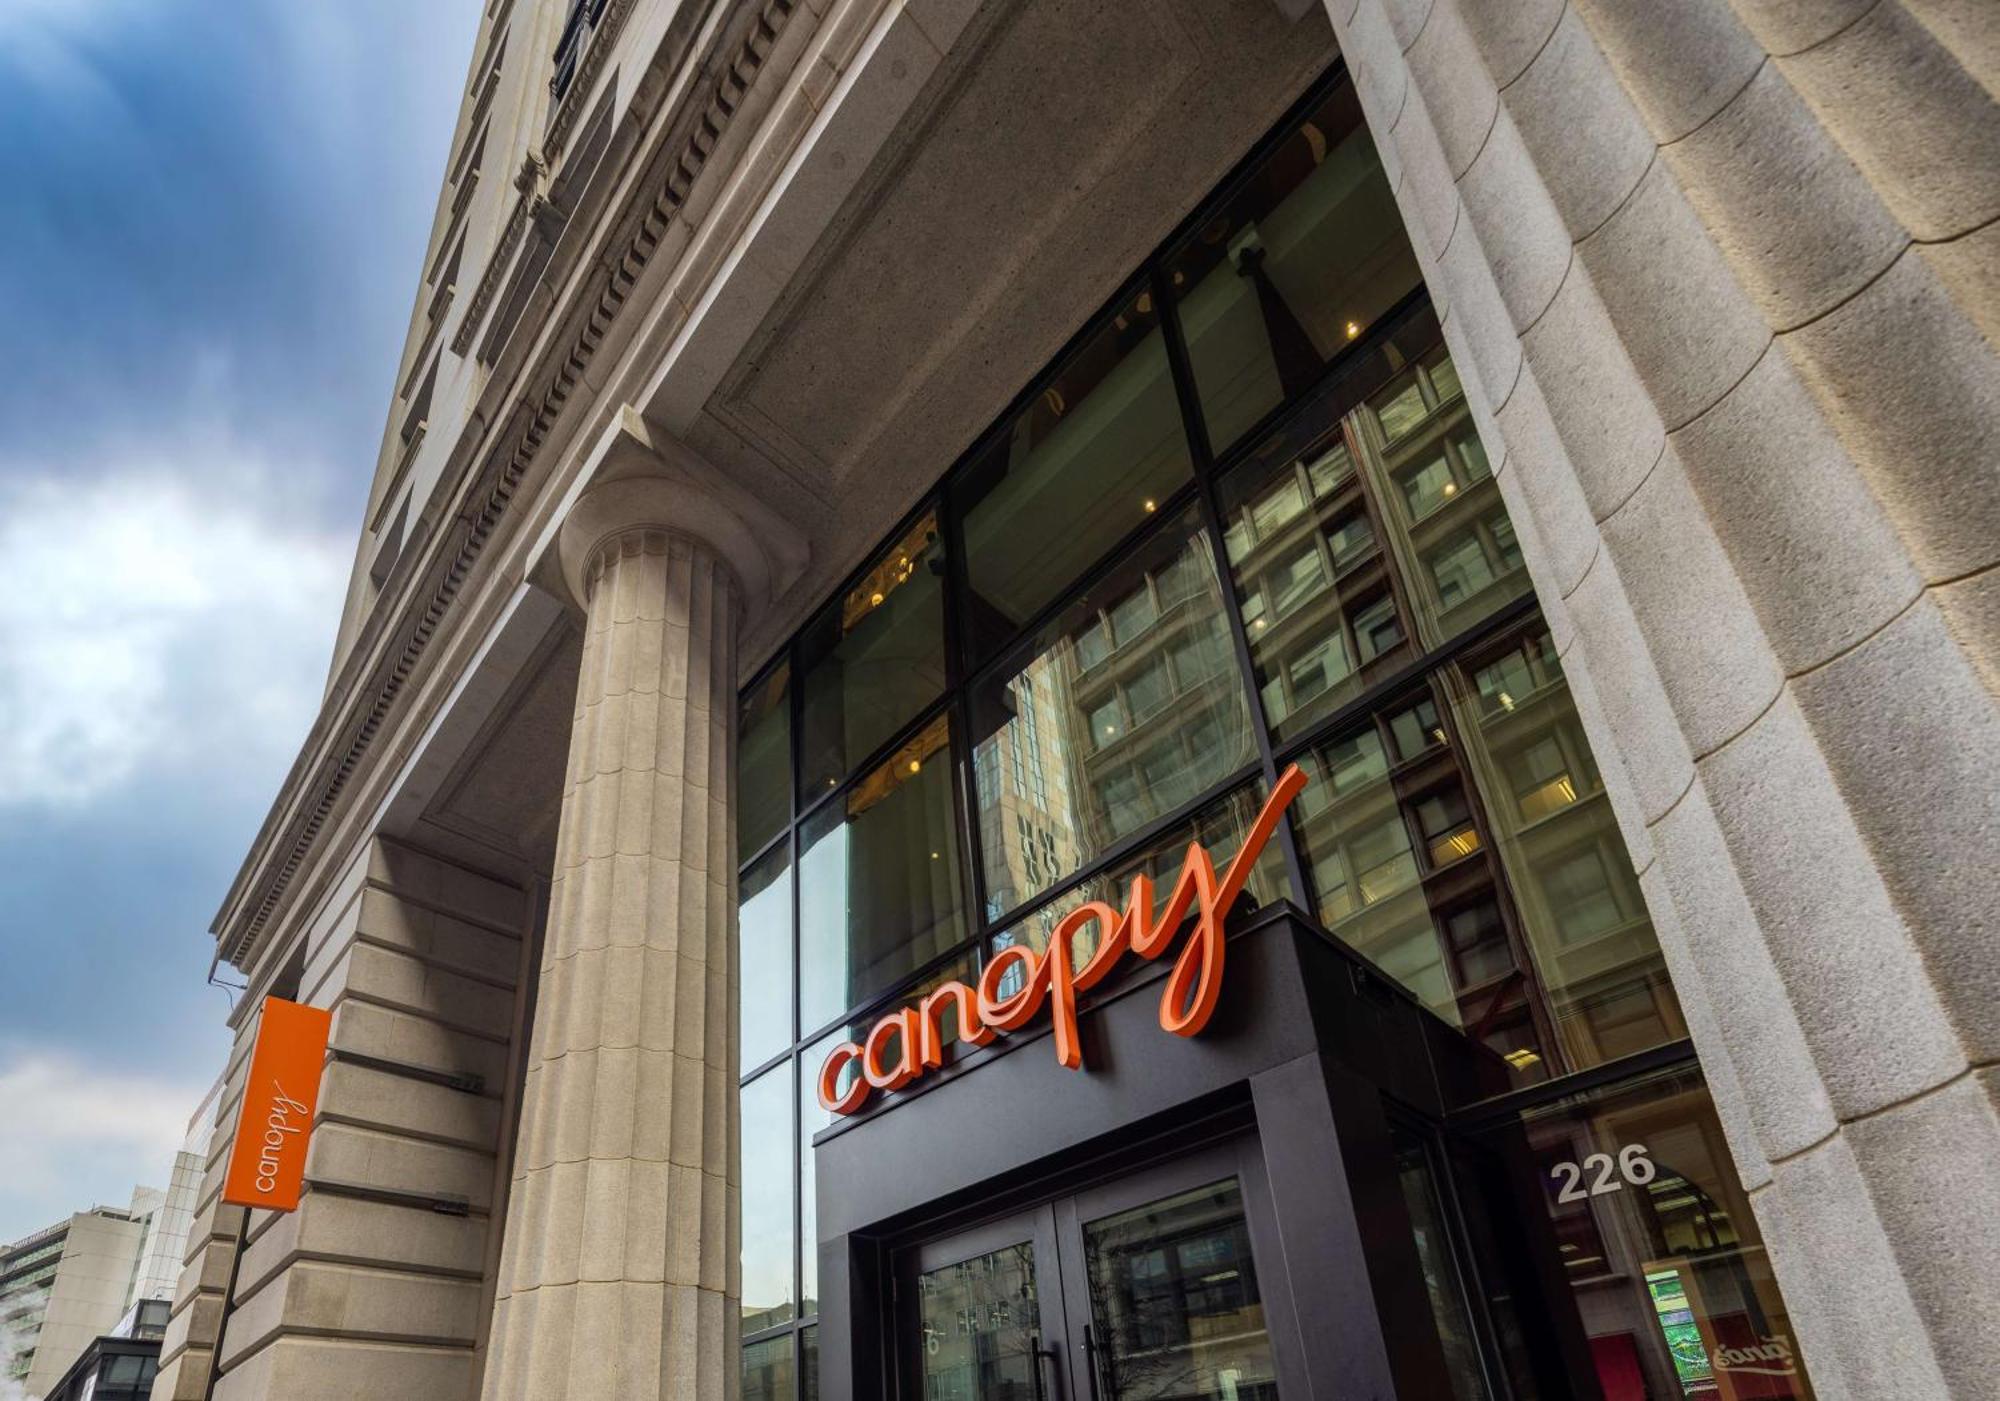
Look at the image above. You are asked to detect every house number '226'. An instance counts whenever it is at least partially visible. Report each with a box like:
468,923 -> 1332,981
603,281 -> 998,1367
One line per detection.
1551,1144 -> 1657,1203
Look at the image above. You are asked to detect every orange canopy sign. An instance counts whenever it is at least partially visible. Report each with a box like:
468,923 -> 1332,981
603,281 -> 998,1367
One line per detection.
221,997 -> 331,1212
819,764 -> 1308,1116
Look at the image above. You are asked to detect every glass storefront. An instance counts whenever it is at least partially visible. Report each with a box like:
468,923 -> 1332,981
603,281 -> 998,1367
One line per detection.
731,63 -> 1797,1397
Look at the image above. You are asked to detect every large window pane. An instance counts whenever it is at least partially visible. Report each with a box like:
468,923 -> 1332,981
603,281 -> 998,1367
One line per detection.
742,1333 -> 794,1401
959,285 -> 1193,660
1168,80 -> 1421,456
799,715 -> 965,1032
742,1067 -> 795,1332
969,509 -> 1256,920
1292,690 -> 1551,1087
1219,420 -> 1413,742
739,846 -> 794,1070
1350,347 -> 1527,648
739,662 -> 791,857
989,781 -> 1287,985
799,511 -> 947,798
1447,627 -> 1685,1072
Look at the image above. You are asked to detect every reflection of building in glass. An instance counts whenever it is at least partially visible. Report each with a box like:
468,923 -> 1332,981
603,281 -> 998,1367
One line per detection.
974,515 -> 1257,924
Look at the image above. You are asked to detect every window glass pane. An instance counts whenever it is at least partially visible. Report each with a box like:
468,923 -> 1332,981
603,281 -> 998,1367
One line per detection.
1292,699 -> 1550,1087
1218,426 -> 1412,741
959,286 -> 1192,659
920,1243 -> 1044,1395
739,663 -> 791,857
1447,627 -> 1685,1073
1082,1178 -> 1280,1401
1168,81 -> 1421,455
739,846 -> 794,1070
1389,1124 -> 1490,1401
742,1333 -> 795,1401
799,511 -> 947,797
989,780 -> 1287,983
1462,1066 -> 1817,1400
799,715 -> 965,1031
741,1067 -> 795,1332
970,509 -> 1257,920
802,1326 -> 819,1401
1352,347 -> 1528,647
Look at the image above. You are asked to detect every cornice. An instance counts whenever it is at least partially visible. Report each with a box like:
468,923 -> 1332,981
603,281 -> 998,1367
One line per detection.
215,0 -> 809,970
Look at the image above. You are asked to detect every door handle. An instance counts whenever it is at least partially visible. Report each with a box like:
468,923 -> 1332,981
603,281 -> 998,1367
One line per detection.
1081,1325 -> 1108,1401
1030,1333 -> 1060,1401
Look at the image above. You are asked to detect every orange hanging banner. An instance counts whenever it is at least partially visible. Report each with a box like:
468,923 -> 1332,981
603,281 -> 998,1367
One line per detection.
220,997 -> 332,1213
820,764 -> 1308,1116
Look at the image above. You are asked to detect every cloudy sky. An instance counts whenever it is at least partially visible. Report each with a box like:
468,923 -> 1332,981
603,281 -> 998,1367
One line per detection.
0,0 -> 480,1244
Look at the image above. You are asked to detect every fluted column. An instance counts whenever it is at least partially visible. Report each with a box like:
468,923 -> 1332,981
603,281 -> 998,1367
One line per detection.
482,517 -> 740,1401
1323,0 -> 2000,1395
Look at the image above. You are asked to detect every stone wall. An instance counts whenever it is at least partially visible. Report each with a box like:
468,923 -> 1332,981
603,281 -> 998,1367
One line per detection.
1316,0 -> 2000,1394
153,840 -> 533,1401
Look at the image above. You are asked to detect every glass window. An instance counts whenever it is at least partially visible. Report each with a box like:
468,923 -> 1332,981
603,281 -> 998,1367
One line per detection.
1219,419 -> 1411,742
801,1326 -> 819,1401
798,716 -> 965,1032
742,1067 -> 795,1332
959,285 -> 1193,659
1390,1124 -> 1491,1401
1447,628 -> 1684,1072
989,781 -> 1288,979
919,1243 -> 1043,1395
1461,1066 -> 1817,1400
739,847 -> 794,1070
1167,82 -> 1422,455
739,663 -> 790,857
1081,1179 -> 1280,1400
1292,705 -> 1548,1082
1352,349 -> 1527,648
742,1333 -> 795,1401
798,512 -> 947,797
969,508 -> 1256,919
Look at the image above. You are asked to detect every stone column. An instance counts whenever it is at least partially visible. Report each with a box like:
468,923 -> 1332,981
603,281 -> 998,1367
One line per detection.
481,503 -> 742,1399
1318,1 -> 2000,1395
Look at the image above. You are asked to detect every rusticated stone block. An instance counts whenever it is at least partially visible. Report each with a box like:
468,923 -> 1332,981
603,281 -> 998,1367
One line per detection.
1791,599 -> 2000,1062
1519,265 -> 1665,520
1577,159 -> 1772,430
1405,0 -> 1498,175
1844,1074 -> 2000,1391
1504,8 -> 1655,237
1763,1130 -> 1949,1394
1785,249 -> 2000,585
1574,0 -> 1765,141
1664,61 -> 1909,329
1669,342 -> 1921,672
1779,0 -> 2000,241
1698,693 -> 1964,1118
1455,106 -> 1570,331
1455,0 -> 1564,86
1647,781 -> 1835,1160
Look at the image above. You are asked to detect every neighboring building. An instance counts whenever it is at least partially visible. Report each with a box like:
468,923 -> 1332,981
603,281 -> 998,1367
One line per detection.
3,1194 -> 154,1399
155,1 -> 1996,1399
37,1300 -> 169,1401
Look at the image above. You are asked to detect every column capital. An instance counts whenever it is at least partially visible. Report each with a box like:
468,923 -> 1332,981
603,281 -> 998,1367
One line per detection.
549,405 -> 808,620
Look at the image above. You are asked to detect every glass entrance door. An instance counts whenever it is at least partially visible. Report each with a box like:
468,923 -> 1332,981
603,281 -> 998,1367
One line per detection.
900,1141 -> 1292,1400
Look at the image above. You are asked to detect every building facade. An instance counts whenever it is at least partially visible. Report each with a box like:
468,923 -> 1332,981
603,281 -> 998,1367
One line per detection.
154,0 -> 1997,1398
4,1189 -> 169,1399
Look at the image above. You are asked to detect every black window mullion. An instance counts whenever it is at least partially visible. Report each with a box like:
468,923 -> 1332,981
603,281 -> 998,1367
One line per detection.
1156,263 -> 1314,914
941,477 -> 993,945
